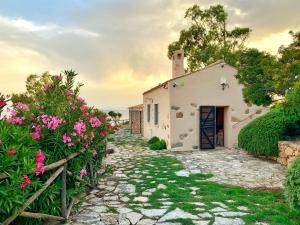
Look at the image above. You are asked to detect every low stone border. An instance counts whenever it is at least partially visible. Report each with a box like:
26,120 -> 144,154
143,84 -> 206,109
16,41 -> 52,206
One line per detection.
277,141 -> 300,166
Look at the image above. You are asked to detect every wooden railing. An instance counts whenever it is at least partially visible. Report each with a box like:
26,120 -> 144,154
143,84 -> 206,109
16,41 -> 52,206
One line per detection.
1,147 -> 105,225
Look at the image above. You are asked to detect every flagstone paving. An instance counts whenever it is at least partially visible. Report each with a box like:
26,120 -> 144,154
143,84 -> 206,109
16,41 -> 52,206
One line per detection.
172,149 -> 285,189
65,129 -> 299,225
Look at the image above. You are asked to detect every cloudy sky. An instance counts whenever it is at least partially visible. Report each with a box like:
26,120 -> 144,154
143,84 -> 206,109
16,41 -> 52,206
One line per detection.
0,0 -> 300,112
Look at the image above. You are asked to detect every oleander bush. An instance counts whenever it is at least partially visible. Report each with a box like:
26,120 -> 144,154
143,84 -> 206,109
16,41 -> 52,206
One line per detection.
238,81 -> 300,156
0,71 -> 114,224
284,156 -> 300,213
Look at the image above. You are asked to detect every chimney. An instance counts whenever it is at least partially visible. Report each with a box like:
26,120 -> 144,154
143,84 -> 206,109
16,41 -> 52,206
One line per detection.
172,49 -> 185,78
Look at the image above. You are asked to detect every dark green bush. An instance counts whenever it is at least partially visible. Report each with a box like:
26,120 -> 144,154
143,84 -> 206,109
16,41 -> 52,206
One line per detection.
148,136 -> 160,145
238,109 -> 287,156
160,139 -> 167,149
149,139 -> 167,150
284,156 -> 300,213
238,81 -> 300,156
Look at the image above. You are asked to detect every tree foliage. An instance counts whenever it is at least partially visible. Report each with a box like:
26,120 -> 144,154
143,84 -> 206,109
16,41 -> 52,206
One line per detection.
11,72 -> 52,104
108,111 -> 122,126
236,31 -> 300,106
168,4 -> 250,71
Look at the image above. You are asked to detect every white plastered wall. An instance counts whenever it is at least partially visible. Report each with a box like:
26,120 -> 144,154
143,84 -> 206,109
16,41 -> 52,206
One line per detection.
143,85 -> 171,148
169,63 -> 267,150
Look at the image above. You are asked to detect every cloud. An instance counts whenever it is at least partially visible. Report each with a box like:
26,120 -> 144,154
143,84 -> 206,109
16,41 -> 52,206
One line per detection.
0,15 -> 100,38
0,0 -> 300,112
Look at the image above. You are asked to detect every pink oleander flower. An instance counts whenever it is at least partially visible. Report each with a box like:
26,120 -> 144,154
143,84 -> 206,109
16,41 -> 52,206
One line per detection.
40,114 -> 49,124
66,89 -> 73,96
63,134 -> 72,143
92,149 -> 97,157
100,131 -> 106,137
32,124 -> 42,132
14,102 -> 29,112
80,105 -> 88,112
31,131 -> 40,140
6,108 -> 25,125
89,117 -> 101,128
35,150 -> 45,176
74,121 -> 86,135
47,116 -> 63,130
20,182 -> 26,189
80,169 -> 87,176
43,83 -> 53,91
23,175 -> 31,185
20,175 -> 31,189
67,142 -> 74,147
7,149 -> 16,155
0,100 -> 6,109
54,74 -> 62,81
77,97 -> 85,103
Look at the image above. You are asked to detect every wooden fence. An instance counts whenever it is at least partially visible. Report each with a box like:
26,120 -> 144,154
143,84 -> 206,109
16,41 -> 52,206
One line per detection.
1,147 -> 106,225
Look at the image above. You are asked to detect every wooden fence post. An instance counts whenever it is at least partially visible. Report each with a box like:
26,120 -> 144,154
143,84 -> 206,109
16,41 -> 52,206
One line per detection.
88,162 -> 95,188
61,163 -> 67,219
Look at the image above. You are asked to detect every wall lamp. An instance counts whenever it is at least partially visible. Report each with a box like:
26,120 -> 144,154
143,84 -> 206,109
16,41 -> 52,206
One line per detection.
220,77 -> 229,91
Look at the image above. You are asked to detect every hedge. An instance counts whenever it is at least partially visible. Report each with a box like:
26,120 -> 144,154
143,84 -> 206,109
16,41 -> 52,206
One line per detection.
284,156 -> 300,213
238,106 -> 300,156
239,81 -> 300,156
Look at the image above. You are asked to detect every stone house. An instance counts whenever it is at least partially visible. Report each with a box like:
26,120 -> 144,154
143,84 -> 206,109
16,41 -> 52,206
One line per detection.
143,50 -> 267,150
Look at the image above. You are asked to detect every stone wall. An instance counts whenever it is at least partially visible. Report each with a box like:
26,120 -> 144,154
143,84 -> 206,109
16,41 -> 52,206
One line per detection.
277,141 -> 300,166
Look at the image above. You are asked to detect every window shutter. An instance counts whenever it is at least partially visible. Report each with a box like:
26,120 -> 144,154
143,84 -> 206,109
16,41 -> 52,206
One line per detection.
147,104 -> 151,123
154,104 -> 159,125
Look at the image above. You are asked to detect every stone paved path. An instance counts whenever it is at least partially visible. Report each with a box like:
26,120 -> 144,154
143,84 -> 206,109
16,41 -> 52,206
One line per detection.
172,148 -> 285,189
66,129 -> 286,225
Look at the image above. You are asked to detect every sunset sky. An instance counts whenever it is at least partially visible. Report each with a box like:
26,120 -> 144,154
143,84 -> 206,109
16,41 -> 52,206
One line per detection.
0,0 -> 300,112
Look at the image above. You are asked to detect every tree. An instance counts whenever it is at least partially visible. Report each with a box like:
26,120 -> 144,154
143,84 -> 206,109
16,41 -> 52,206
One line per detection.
11,72 -> 52,104
168,4 -> 251,71
236,31 -> 300,106
108,111 -> 122,126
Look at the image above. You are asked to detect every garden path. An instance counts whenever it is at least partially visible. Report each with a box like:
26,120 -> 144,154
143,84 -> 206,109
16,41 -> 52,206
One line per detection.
65,129 -> 292,225
172,148 -> 285,189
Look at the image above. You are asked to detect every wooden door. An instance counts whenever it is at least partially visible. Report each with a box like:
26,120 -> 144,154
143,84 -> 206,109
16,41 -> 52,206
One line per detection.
200,106 -> 216,149
130,111 -> 142,134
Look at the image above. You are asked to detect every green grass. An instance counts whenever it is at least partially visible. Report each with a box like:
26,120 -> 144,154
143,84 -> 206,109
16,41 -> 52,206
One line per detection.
124,155 -> 300,225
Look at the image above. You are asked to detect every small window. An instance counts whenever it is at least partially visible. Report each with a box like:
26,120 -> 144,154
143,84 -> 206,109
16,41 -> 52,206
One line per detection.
154,104 -> 159,125
147,104 -> 151,123
177,53 -> 182,59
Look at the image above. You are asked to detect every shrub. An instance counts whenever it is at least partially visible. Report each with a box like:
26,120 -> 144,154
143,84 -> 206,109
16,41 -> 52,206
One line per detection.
238,81 -> 300,156
148,136 -> 160,145
284,156 -> 300,213
160,139 -> 167,149
0,71 -> 115,224
238,109 -> 287,156
149,139 -> 167,150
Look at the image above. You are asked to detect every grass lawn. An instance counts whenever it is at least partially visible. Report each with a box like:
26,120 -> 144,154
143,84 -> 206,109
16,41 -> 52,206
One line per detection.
124,155 -> 300,225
